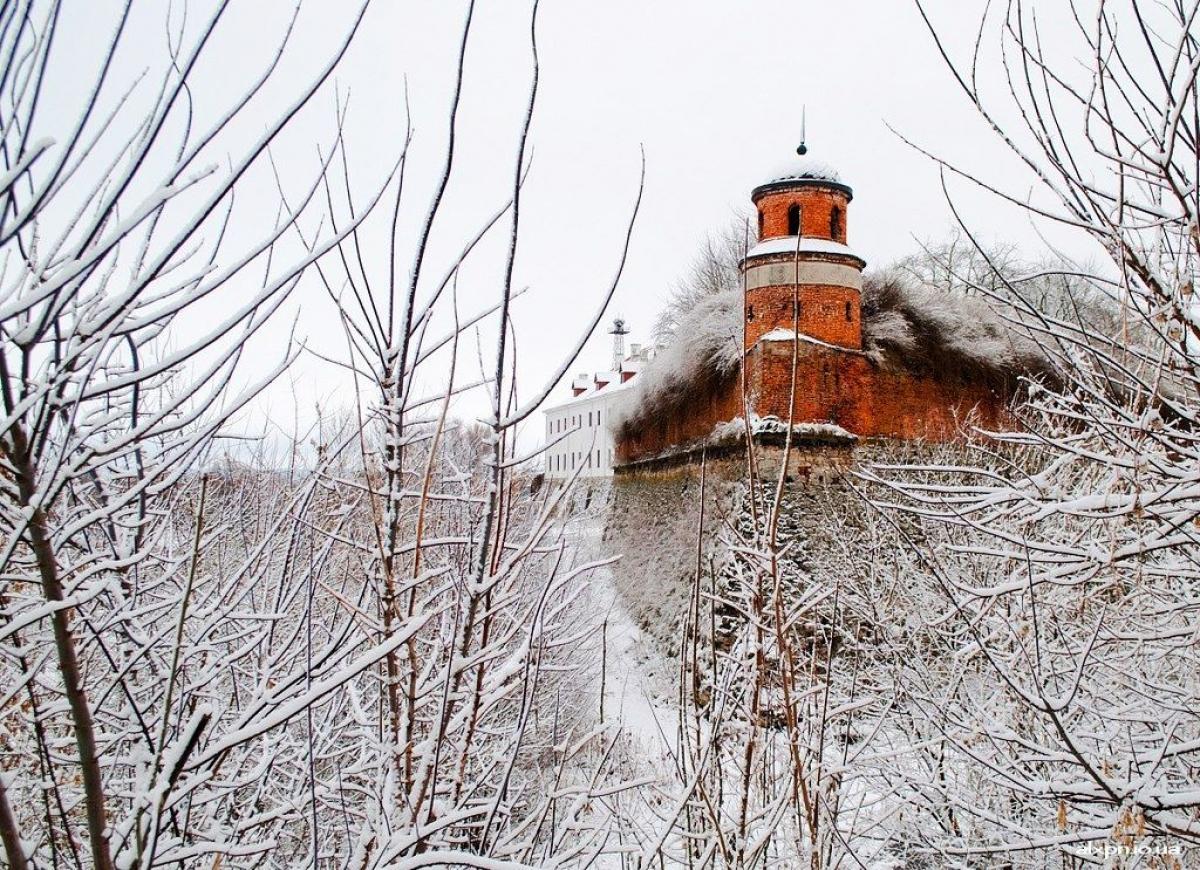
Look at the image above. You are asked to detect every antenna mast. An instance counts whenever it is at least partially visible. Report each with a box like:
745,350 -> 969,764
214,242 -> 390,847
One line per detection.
608,317 -> 630,372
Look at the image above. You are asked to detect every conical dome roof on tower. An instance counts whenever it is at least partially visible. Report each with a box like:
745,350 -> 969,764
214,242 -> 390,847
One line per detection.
753,148 -> 853,200
765,154 -> 843,185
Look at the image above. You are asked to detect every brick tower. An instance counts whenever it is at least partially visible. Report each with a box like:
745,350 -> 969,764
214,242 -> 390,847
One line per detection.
743,147 -> 866,350
610,141 -> 1017,467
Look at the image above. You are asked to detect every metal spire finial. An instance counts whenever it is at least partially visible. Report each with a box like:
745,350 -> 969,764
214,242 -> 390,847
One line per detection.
797,106 -> 808,156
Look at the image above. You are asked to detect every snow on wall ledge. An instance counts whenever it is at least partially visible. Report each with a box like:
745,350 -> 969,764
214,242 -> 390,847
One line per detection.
615,415 -> 857,476
742,236 -> 862,261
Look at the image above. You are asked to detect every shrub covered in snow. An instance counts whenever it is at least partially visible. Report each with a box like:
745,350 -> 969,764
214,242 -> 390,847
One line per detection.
611,286 -> 743,439
859,270 -> 1055,388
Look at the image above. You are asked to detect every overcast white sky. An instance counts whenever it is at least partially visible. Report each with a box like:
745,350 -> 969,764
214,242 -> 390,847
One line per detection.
66,1 -> 1096,442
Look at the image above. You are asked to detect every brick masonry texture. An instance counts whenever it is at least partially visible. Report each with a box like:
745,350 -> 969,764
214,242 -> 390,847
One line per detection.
615,372 -> 744,464
617,347 -> 1008,464
748,341 -> 1008,438
745,278 -> 861,349
755,185 -> 849,243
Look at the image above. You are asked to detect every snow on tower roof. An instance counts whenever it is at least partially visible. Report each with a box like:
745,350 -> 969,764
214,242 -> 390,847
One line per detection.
765,154 -> 843,185
753,153 -> 853,199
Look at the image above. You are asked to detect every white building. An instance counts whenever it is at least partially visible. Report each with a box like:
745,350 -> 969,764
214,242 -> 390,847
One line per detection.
543,323 -> 649,480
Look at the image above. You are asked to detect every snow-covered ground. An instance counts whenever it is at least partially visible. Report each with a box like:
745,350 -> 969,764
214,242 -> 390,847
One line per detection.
594,561 -> 679,757
570,508 -> 679,759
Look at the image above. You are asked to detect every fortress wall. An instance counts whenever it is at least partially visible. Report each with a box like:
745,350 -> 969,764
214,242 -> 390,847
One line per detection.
750,341 -> 1009,439
601,443 -> 857,656
600,454 -> 742,657
616,340 -> 1012,466
614,374 -> 743,465
860,366 -> 1009,437
749,340 -> 871,426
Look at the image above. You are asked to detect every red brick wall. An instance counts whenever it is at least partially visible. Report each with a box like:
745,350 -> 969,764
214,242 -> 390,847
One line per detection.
749,341 -> 865,425
857,366 -> 1008,437
745,282 -> 861,349
755,186 -> 849,243
616,345 -> 1011,464
616,375 -> 745,463
748,341 -> 1008,438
